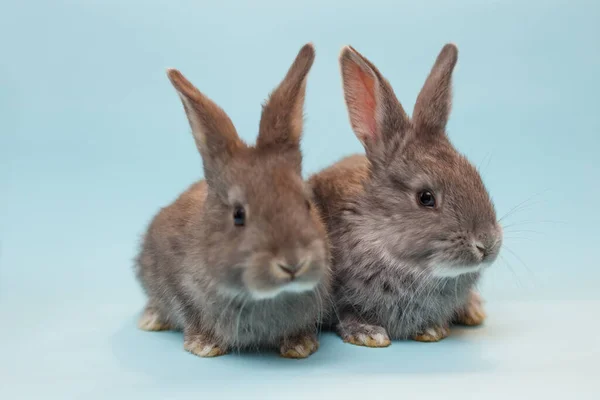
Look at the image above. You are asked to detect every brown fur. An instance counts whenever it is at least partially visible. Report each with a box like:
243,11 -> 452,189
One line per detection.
310,154 -> 370,222
135,44 -> 331,358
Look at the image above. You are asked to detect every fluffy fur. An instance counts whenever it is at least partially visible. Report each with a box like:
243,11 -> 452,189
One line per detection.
309,44 -> 502,345
135,43 -> 331,358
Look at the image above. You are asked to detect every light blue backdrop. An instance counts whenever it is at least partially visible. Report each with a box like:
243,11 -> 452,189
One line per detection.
1,1 -> 598,399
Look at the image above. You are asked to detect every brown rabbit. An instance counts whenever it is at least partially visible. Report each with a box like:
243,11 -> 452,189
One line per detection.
135,44 -> 331,358
310,44 -> 502,347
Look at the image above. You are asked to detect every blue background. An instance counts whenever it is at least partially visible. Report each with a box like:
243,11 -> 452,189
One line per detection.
1,0 -> 598,398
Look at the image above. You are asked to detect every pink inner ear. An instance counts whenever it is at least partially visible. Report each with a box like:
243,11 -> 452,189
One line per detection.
349,63 -> 378,142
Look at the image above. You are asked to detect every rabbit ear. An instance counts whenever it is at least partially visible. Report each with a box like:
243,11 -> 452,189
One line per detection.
256,43 -> 315,152
339,46 -> 410,164
167,68 -> 244,184
413,43 -> 458,133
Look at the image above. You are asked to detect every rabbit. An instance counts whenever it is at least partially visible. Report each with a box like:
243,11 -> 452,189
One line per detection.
309,43 -> 502,347
135,43 -> 331,358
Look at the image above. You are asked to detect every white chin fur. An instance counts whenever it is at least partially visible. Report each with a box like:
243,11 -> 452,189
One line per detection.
251,281 -> 317,300
433,265 -> 482,278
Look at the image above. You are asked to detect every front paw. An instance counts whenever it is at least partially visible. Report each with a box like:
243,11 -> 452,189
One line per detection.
454,291 -> 486,326
339,322 -> 391,348
138,306 -> 172,331
184,333 -> 227,358
413,325 -> 450,342
280,333 -> 319,359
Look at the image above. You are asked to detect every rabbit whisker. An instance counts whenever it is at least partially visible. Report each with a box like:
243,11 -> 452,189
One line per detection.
234,297 -> 249,353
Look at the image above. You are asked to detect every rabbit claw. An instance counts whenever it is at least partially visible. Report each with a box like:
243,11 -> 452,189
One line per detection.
280,333 -> 319,359
413,325 -> 450,342
184,333 -> 227,358
138,306 -> 172,331
454,291 -> 486,326
340,323 -> 391,348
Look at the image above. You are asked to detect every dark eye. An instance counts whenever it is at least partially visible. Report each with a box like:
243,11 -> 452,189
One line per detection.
418,190 -> 436,208
233,205 -> 245,226
305,199 -> 312,211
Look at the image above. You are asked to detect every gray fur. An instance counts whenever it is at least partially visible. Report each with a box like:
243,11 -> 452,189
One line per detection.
310,44 -> 502,341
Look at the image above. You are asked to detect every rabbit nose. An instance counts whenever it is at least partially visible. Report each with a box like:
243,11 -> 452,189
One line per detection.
277,263 -> 301,277
474,241 -> 487,257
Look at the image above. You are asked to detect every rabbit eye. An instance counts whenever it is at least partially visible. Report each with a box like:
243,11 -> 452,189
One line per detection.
418,191 -> 436,208
305,199 -> 312,211
233,206 -> 246,226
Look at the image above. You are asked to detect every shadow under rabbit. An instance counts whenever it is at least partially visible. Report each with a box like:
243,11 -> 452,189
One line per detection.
111,314 -> 497,386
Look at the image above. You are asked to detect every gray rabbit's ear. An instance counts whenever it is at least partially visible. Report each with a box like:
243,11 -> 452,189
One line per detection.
412,43 -> 458,134
167,68 -> 245,185
257,43 -> 315,153
339,46 -> 410,165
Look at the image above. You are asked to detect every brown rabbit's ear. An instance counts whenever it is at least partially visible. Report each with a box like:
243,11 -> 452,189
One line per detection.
339,46 -> 410,164
167,68 -> 244,183
412,43 -> 458,133
256,43 -> 315,152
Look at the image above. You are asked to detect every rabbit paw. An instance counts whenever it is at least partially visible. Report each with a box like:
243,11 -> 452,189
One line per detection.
413,325 -> 450,342
138,306 -> 172,331
454,291 -> 486,326
339,322 -> 391,348
280,333 -> 319,359
184,333 -> 227,358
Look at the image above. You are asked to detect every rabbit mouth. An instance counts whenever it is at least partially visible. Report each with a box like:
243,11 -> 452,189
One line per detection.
432,263 -> 483,278
250,281 -> 318,300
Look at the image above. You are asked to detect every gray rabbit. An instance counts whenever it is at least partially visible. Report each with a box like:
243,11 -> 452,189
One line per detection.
310,44 -> 502,346
135,44 -> 331,358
